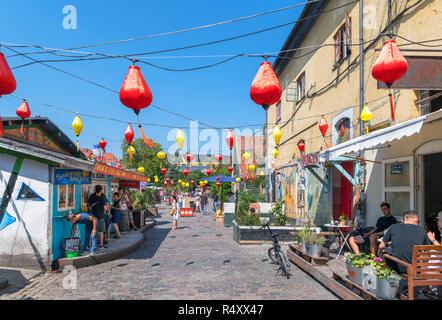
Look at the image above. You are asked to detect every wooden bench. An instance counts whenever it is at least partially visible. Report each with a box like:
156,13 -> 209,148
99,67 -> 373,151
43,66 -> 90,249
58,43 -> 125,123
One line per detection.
384,245 -> 442,300
288,243 -> 329,266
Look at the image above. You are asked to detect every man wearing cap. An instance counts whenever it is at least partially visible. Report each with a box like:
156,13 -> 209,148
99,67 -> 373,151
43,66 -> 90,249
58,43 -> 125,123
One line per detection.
67,212 -> 98,256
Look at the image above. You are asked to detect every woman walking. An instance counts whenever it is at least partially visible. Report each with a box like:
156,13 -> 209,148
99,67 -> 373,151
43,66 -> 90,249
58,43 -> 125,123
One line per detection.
171,195 -> 180,230
111,192 -> 122,239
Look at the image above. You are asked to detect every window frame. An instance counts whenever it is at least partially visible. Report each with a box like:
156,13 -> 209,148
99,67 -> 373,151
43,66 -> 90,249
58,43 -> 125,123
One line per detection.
333,13 -> 352,66
381,156 -> 414,213
296,72 -> 306,102
57,184 -> 76,211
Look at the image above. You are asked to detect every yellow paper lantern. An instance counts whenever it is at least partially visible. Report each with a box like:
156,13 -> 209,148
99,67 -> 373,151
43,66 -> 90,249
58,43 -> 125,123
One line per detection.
204,180 -> 208,185
157,151 -> 165,160
181,182 -> 186,188
127,146 -> 136,164
248,164 -> 256,171
186,182 -> 189,188
176,129 -> 185,150
236,177 -> 241,182
231,182 -> 235,185
242,152 -> 251,160
361,105 -> 373,134
199,181 -> 204,186
147,178 -> 151,183
154,177 -> 159,183
271,148 -> 279,159
273,125 -> 282,146
137,167 -> 145,173
72,114 -> 83,151
178,179 -> 182,184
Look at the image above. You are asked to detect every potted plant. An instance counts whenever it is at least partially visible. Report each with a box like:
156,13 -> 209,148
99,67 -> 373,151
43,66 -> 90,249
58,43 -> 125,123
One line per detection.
366,257 -> 401,299
304,233 -> 325,257
339,214 -> 348,226
344,253 -> 375,287
296,224 -> 312,252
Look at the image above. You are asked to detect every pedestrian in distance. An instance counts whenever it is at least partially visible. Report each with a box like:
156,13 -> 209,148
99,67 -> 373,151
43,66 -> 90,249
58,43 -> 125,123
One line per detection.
111,192 -> 122,239
67,212 -> 98,256
87,185 -> 108,250
171,195 -> 180,230
125,191 -> 138,231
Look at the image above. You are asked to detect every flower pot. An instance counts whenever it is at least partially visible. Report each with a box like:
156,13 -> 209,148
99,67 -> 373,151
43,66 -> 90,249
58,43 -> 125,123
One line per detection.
346,263 -> 372,287
301,240 -> 306,252
306,243 -> 322,257
368,275 -> 400,300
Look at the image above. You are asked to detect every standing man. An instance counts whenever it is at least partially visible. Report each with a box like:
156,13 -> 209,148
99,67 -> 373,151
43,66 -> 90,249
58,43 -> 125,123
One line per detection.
118,187 -> 128,232
349,202 -> 397,255
213,193 -> 219,213
201,192 -> 208,213
67,212 -> 98,256
88,185 -> 109,250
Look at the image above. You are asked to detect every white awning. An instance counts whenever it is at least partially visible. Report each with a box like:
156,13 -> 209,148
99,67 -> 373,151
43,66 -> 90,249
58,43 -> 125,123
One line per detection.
319,115 -> 427,161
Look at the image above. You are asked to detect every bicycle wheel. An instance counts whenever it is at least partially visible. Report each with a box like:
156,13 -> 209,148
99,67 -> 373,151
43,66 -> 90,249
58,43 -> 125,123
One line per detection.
277,251 -> 290,279
268,247 -> 278,263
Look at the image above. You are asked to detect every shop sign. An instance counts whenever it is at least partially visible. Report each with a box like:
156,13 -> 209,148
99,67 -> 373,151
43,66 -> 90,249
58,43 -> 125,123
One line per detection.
54,169 -> 91,185
299,153 -> 320,170
390,164 -> 403,175
94,162 -> 149,182
119,180 -> 140,189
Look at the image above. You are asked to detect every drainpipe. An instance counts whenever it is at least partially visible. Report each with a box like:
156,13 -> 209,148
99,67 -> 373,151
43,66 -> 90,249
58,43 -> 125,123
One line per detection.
358,0 -> 365,227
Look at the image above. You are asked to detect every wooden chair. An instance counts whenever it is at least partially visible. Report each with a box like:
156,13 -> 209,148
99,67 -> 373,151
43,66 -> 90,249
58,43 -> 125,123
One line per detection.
383,245 -> 442,300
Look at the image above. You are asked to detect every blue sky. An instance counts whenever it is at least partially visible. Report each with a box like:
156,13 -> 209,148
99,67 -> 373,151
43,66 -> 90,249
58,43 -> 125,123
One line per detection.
0,1 -> 304,158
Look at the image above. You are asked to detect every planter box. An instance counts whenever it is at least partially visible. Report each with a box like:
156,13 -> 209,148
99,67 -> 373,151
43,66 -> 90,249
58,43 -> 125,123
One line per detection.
346,263 -> 373,288
232,220 -> 296,244
305,244 -> 322,257
366,274 -> 401,300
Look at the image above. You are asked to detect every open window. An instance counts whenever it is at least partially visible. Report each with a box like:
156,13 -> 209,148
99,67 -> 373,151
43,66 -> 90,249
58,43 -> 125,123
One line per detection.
296,72 -> 306,102
334,13 -> 352,66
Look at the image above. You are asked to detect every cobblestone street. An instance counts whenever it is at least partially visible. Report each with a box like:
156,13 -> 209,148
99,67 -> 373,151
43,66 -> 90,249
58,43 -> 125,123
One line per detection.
6,204 -> 338,300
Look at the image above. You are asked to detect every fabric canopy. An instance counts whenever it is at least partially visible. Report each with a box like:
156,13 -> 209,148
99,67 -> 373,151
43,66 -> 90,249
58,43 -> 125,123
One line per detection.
319,115 -> 427,161
204,175 -> 236,182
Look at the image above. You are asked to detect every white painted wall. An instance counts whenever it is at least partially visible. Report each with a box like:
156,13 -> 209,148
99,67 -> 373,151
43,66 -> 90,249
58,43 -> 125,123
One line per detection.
0,153 -> 50,261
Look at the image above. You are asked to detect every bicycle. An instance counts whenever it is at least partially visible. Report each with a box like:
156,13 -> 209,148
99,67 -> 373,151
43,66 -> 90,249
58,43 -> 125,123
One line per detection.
259,219 -> 291,279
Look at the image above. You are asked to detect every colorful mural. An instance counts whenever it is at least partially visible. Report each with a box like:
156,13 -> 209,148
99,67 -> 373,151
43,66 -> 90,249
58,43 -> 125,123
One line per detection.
303,165 -> 330,226
0,199 -> 16,231
281,166 -> 296,219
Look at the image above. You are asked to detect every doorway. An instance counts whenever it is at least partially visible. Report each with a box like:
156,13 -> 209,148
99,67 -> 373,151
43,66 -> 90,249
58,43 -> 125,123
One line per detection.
424,152 -> 442,220
332,162 -> 354,222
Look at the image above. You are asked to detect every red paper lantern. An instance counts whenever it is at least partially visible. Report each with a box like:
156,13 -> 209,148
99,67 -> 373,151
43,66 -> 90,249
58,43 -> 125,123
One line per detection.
372,40 -> 408,87
298,140 -> 305,153
245,175 -> 250,182
252,175 -> 255,182
214,154 -> 223,162
170,181 -> 174,186
216,181 -> 221,188
186,153 -> 194,162
16,101 -> 31,135
228,166 -> 233,174
0,53 -> 16,97
372,40 -> 408,122
125,124 -> 134,145
161,168 -> 167,175
250,61 -> 282,110
319,116 -> 328,137
226,129 -> 234,150
191,180 -> 195,185
164,181 -> 168,187
202,184 -> 206,188
166,178 -> 170,182
119,65 -> 153,115
116,162 -> 122,169
183,168 -> 189,177
216,176 -> 220,181
206,168 -> 212,176
99,138 -> 107,151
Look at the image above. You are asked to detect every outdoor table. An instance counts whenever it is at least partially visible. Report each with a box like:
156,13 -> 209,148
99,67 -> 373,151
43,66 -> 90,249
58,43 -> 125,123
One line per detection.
323,224 -> 354,259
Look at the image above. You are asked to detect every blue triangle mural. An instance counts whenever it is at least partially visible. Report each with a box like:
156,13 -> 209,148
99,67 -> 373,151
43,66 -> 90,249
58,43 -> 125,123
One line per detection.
17,183 -> 45,201
0,199 -> 16,231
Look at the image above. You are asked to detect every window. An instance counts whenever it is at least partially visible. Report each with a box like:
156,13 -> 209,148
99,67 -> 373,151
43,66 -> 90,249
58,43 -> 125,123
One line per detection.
382,157 -> 414,217
276,101 -> 281,122
17,183 -> 44,201
417,90 -> 442,115
58,185 -> 75,211
334,13 -> 351,65
296,73 -> 306,101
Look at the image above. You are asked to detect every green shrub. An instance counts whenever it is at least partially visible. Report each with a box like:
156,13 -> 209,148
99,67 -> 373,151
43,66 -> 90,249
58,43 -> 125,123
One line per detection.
235,191 -> 261,226
269,198 -> 289,226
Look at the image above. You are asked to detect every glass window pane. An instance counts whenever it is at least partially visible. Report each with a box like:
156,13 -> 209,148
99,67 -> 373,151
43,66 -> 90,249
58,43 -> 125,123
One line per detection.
58,185 -> 66,209
385,161 -> 410,187
385,192 -> 410,217
67,185 -> 75,208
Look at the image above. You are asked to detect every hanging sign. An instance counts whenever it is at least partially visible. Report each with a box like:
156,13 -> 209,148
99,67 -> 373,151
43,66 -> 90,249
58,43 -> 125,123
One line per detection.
54,169 -> 91,185
299,153 -> 320,170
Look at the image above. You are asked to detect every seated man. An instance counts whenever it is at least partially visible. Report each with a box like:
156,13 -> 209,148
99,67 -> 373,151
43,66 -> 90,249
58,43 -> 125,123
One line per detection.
349,202 -> 397,255
379,210 -> 432,274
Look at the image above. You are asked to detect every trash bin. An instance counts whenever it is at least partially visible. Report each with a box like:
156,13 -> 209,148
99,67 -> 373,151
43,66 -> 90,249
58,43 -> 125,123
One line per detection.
119,211 -> 129,232
133,210 -> 145,229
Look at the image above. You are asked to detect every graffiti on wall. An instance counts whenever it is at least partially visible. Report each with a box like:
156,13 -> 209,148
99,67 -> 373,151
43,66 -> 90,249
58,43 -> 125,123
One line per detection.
0,199 -> 16,231
303,165 -> 330,226
281,166 -> 296,219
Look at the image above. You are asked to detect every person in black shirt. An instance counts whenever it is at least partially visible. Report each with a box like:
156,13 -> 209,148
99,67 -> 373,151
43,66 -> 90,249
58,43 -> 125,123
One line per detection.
87,185 -> 109,250
349,202 -> 397,255
379,210 -> 432,274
